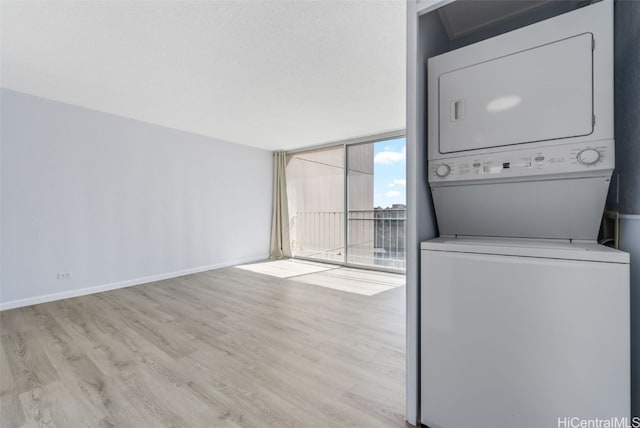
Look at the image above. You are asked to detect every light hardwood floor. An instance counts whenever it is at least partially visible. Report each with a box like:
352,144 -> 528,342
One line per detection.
0,261 -> 407,428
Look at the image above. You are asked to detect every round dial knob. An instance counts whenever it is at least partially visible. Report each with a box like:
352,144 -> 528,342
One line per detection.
435,164 -> 451,177
577,149 -> 601,165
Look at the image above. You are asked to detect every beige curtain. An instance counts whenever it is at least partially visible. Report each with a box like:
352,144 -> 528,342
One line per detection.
270,152 -> 292,258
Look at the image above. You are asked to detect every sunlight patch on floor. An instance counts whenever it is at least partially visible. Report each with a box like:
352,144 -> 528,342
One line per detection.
235,259 -> 405,296
292,267 -> 404,296
235,259 -> 337,278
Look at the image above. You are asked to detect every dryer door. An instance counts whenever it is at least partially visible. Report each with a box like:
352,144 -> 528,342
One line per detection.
438,33 -> 593,154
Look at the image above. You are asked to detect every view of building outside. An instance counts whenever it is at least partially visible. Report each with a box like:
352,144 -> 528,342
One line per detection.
286,138 -> 406,270
286,146 -> 346,264
346,143 -> 376,266
371,138 -> 406,269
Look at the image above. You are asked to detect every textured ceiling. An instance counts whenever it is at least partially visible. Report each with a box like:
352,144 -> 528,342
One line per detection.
1,0 -> 406,151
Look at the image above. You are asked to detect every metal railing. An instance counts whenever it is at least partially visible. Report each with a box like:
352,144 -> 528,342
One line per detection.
290,208 -> 406,270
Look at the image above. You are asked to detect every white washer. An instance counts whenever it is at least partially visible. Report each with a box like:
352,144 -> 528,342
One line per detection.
420,237 -> 630,428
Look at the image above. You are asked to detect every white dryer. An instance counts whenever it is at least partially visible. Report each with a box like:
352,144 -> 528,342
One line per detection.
420,1 -> 630,427
426,0 -> 614,241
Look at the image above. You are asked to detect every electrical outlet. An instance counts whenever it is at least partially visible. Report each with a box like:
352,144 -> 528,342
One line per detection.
57,272 -> 72,280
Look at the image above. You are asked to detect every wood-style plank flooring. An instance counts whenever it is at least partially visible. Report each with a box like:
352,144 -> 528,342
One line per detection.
0,260 -> 407,428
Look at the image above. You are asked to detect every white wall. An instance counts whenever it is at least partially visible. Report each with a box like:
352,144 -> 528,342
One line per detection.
0,89 -> 272,310
405,4 -> 447,424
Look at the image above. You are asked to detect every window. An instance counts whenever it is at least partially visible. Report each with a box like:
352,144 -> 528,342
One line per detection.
286,137 -> 406,271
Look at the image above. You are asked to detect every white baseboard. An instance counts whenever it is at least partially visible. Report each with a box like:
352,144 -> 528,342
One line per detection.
0,255 -> 267,311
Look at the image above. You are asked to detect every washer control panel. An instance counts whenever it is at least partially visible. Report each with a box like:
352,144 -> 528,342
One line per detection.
435,164 -> 451,177
429,140 -> 614,183
577,148 -> 601,165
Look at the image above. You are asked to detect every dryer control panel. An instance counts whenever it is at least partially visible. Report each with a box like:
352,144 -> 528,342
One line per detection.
429,139 -> 613,183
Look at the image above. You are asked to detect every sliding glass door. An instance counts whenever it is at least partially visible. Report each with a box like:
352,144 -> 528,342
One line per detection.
346,143 -> 375,266
286,137 -> 406,271
286,147 -> 345,263
347,138 -> 406,269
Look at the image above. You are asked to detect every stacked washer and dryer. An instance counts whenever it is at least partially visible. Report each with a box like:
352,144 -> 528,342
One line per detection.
420,1 -> 630,427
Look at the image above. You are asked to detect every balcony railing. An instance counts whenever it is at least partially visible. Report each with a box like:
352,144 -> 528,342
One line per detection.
290,208 -> 406,270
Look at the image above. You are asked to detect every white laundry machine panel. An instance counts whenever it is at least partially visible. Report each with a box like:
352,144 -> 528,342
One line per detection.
430,173 -> 611,240
420,238 -> 630,428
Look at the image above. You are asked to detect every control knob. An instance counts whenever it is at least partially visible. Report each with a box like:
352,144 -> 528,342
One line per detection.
577,149 -> 601,166
435,164 -> 451,177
